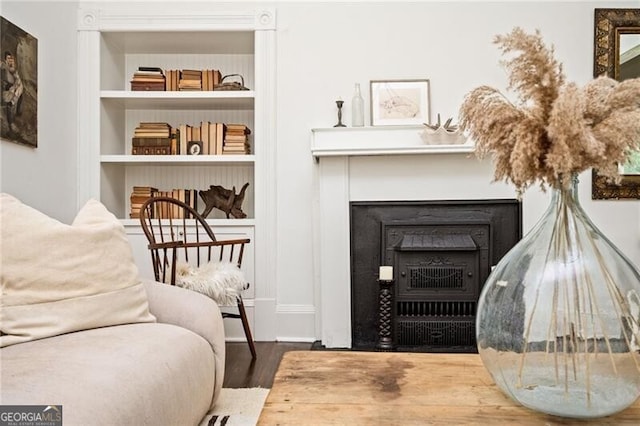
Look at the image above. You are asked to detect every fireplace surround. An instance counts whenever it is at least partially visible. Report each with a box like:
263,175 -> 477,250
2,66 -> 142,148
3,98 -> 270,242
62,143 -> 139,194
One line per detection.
350,200 -> 522,351
311,126 -> 531,348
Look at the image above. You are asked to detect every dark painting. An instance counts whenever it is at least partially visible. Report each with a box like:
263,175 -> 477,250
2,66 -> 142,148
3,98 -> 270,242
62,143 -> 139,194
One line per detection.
1,16 -> 37,148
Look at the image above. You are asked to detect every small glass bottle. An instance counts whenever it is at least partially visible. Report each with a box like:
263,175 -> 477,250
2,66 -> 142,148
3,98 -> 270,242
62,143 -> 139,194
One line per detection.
351,83 -> 364,127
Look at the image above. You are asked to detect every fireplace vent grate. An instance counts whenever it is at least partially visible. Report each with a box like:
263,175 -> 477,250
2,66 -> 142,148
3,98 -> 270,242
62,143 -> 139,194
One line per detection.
397,301 -> 476,317
409,266 -> 464,290
397,318 -> 476,347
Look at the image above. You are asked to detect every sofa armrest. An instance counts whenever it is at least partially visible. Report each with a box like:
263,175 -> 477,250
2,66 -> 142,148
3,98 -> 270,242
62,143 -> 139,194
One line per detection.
143,279 -> 225,406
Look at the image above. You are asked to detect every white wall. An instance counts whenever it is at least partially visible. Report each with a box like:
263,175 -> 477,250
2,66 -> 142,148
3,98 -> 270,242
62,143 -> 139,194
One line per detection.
0,1 -> 78,223
274,1 -> 640,340
3,1 -> 639,342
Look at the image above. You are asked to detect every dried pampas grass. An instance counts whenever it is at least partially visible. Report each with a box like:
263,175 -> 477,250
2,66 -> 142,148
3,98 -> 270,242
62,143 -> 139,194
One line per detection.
459,27 -> 640,195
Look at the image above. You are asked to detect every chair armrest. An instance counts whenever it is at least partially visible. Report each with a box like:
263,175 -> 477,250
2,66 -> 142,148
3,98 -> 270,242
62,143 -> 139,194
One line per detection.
147,241 -> 185,250
143,279 -> 225,406
180,237 -> 250,249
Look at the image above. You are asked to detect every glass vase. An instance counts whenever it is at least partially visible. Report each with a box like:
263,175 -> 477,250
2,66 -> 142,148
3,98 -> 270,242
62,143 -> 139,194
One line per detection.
477,176 -> 640,418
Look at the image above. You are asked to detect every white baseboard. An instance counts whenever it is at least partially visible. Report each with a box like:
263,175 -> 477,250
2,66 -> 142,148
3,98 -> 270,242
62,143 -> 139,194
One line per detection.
275,304 -> 316,341
221,300 -> 318,342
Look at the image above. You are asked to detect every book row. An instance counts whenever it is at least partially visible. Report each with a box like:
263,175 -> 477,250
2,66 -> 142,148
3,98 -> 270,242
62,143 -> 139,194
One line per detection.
130,187 -> 205,219
132,122 -> 251,155
130,67 -> 228,92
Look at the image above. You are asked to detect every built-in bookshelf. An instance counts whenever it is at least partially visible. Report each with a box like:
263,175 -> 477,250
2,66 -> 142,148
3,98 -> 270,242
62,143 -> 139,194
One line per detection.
77,8 -> 277,340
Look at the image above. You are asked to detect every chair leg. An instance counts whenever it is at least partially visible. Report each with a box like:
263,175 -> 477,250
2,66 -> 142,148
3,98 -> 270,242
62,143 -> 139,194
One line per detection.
237,296 -> 257,359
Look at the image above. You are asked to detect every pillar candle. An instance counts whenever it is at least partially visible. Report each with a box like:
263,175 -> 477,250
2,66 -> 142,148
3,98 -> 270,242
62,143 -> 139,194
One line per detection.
379,266 -> 393,280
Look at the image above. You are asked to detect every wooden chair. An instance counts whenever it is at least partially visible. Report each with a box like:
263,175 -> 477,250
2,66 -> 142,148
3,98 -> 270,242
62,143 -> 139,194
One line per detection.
139,196 -> 256,359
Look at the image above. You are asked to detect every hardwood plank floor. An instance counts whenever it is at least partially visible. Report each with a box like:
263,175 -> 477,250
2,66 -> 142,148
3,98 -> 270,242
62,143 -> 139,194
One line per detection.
223,341 -> 312,388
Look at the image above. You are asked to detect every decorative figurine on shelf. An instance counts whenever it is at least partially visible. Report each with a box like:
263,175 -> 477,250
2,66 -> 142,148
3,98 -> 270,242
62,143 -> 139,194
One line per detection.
199,182 -> 249,219
334,99 -> 346,127
420,113 -> 466,145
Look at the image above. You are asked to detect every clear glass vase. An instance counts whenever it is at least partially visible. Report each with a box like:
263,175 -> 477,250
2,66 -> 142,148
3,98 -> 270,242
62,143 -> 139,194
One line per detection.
477,176 -> 640,418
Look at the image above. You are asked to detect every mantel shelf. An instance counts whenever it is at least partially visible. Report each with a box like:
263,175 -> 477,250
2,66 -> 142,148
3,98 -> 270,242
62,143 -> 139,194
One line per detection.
311,126 -> 475,159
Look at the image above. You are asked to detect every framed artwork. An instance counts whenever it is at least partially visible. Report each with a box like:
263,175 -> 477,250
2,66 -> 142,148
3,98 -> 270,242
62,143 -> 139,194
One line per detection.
370,79 -> 430,126
591,8 -> 640,199
0,17 -> 37,148
187,140 -> 203,155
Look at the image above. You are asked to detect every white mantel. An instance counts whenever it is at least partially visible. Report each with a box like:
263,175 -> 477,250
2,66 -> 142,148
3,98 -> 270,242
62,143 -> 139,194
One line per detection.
312,126 -> 499,348
311,126 -> 474,159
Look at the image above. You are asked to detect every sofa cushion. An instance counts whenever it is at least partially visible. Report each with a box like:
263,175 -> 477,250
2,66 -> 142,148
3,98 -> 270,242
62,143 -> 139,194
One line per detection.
0,323 -> 215,425
0,193 -> 155,347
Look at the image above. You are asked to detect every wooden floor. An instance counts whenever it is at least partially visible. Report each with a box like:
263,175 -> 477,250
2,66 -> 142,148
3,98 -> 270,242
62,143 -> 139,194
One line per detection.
222,341 -> 312,388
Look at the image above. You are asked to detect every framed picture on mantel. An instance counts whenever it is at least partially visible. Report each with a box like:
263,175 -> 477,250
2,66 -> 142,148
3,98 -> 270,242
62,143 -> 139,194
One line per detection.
370,79 -> 430,126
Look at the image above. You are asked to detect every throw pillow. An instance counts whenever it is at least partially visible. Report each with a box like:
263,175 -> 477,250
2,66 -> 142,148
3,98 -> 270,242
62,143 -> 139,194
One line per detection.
0,193 -> 156,347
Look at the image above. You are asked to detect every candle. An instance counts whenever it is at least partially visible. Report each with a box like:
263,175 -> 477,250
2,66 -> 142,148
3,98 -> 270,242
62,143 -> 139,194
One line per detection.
379,266 -> 393,281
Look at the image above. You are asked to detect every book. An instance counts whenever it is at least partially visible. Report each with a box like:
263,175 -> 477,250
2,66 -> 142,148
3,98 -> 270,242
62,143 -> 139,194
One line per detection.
133,131 -> 171,138
201,121 -> 210,155
138,122 -> 171,129
132,146 -> 171,155
226,124 -> 251,135
179,124 -> 191,155
131,186 -> 158,195
129,186 -> 158,219
138,66 -> 163,73
130,82 -> 166,91
179,69 -> 202,91
215,123 -> 226,155
131,137 -> 172,147
202,69 -> 210,91
224,135 -> 248,142
131,73 -> 165,80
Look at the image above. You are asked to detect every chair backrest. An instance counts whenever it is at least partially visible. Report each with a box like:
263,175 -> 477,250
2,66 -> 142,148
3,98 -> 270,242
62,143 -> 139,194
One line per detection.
139,196 -> 250,285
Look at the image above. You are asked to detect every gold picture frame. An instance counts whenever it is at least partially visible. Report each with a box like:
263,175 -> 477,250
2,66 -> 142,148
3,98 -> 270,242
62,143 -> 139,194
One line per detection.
592,8 -> 640,199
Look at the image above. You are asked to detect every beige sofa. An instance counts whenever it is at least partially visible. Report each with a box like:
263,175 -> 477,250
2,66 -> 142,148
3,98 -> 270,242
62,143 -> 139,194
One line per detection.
0,280 -> 225,426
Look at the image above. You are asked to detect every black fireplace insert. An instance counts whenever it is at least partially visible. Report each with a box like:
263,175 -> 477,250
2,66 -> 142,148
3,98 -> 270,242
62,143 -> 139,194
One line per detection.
350,199 -> 522,352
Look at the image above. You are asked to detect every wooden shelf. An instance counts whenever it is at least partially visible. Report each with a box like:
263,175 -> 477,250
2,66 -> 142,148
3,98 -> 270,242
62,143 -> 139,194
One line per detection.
100,154 -> 255,165
101,90 -> 255,110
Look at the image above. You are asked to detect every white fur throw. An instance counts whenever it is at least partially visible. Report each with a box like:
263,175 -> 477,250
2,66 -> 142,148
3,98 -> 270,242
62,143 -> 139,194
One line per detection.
170,261 -> 247,306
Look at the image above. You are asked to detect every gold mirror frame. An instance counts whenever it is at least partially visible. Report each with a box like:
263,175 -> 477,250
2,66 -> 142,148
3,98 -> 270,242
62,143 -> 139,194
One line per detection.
592,8 -> 640,200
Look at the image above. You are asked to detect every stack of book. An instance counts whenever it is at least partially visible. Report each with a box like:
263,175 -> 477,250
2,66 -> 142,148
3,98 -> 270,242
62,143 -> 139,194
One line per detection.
132,122 -> 175,155
130,186 -> 158,219
202,69 -> 222,91
178,121 -> 226,155
144,188 -> 201,219
178,70 -> 202,91
164,69 -> 221,91
130,67 -> 166,91
165,70 -> 180,91
223,124 -> 251,155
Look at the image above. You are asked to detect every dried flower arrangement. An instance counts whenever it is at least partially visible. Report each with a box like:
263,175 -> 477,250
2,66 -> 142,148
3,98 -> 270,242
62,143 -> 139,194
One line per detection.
459,27 -> 640,195
463,29 -> 640,416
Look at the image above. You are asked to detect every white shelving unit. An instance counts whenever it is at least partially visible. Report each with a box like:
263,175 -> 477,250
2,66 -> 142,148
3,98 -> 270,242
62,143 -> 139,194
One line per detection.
77,8 -> 278,340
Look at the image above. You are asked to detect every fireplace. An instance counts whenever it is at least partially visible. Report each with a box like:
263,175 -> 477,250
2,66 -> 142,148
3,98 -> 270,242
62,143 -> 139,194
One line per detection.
311,126 -> 529,348
350,200 -> 522,352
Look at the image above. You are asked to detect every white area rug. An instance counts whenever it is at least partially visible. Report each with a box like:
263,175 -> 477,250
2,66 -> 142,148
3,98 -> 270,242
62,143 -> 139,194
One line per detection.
201,388 -> 270,426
